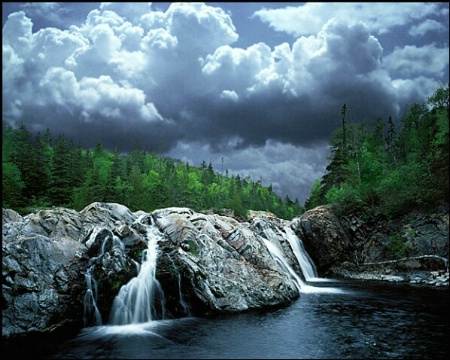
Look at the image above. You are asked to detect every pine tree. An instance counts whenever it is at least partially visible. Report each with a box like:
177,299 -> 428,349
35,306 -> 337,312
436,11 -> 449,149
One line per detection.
27,131 -> 53,203
11,123 -> 35,201
2,126 -> 25,208
49,135 -> 73,205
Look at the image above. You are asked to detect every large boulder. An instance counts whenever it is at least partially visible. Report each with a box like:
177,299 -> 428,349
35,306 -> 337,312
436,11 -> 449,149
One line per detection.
294,204 -> 449,285
152,208 -> 299,315
2,203 -> 302,339
293,205 -> 354,273
2,208 -> 88,337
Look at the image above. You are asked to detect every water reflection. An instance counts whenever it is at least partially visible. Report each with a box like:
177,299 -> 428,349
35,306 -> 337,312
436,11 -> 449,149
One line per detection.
7,280 -> 449,359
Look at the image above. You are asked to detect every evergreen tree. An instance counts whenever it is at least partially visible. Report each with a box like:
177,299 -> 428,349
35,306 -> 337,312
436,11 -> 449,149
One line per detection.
341,103 -> 348,157
26,131 -> 53,204
49,135 -> 73,205
2,126 -> 25,208
10,122 -> 35,202
307,84 -> 449,216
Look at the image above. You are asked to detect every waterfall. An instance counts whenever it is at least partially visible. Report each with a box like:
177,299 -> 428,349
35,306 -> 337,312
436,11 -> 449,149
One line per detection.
262,239 -> 305,292
83,226 -> 110,327
167,254 -> 191,316
263,238 -> 342,293
83,265 -> 102,326
109,222 -> 166,325
282,227 -> 319,281
101,234 -> 124,255
176,271 -> 191,316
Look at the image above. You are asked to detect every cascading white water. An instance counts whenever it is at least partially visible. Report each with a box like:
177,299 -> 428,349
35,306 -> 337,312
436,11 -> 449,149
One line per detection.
83,265 -> 102,326
83,226 -> 110,326
263,238 -> 342,293
101,234 -> 124,255
262,239 -> 305,292
282,227 -> 319,281
109,222 -> 166,325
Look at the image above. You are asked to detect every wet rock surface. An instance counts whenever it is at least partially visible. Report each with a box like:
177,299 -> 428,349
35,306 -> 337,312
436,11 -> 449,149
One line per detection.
2,203 -> 300,339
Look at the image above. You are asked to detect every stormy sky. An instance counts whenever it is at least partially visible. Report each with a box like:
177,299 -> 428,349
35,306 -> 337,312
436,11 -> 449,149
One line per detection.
2,2 -> 449,204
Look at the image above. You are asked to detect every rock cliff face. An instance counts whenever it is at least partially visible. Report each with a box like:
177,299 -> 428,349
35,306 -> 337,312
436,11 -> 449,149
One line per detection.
2,203 -> 301,339
294,204 -> 449,285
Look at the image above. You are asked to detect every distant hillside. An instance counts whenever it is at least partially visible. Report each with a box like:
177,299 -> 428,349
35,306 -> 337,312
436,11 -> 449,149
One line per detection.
2,125 -> 304,220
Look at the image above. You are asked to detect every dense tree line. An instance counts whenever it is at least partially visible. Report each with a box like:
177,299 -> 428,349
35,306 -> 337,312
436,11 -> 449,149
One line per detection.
2,125 -> 303,220
305,84 -> 449,217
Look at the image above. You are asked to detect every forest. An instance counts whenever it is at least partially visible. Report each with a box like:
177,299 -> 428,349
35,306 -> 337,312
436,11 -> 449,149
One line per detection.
2,84 -> 448,221
305,84 -> 449,218
2,123 -> 303,220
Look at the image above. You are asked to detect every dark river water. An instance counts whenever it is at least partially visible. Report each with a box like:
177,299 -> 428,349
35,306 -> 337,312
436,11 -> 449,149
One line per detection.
4,280 -> 449,359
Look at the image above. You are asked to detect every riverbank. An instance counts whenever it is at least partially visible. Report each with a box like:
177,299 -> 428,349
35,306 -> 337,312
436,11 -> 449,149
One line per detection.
330,257 -> 449,287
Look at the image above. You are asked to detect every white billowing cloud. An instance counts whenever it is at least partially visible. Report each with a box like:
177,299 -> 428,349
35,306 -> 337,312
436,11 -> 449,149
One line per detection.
90,22 -> 122,59
100,2 -> 152,24
84,8 -> 125,29
143,28 -> 178,50
165,2 -> 238,53
109,50 -> 147,81
320,20 -> 383,74
252,42 -> 293,94
254,2 -> 446,37
391,76 -> 442,108
2,44 -> 25,85
201,42 -> 273,95
38,67 -> 163,123
140,102 -> 163,122
201,19 -> 385,101
2,3 -> 448,166
3,3 -> 445,122
118,23 -> 144,51
31,27 -> 89,65
38,67 -> 79,106
382,44 -> 449,79
2,11 -> 33,56
140,8 -> 166,30
409,19 -> 447,37
280,19 -> 384,99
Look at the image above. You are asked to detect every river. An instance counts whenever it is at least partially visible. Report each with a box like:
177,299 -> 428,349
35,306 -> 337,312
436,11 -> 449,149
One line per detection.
4,279 -> 448,359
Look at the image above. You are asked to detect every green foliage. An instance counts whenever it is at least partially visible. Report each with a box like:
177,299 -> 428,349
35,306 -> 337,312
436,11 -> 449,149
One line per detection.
2,124 -> 303,220
387,231 -> 408,259
48,135 -> 74,206
306,84 -> 449,217
2,161 -> 24,208
325,183 -> 363,215
304,179 -> 324,210
185,240 -> 199,256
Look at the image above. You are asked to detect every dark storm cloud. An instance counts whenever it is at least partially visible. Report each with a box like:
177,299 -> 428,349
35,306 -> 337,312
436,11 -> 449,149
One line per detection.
174,77 -> 399,155
178,92 -> 323,151
18,101 -> 181,154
